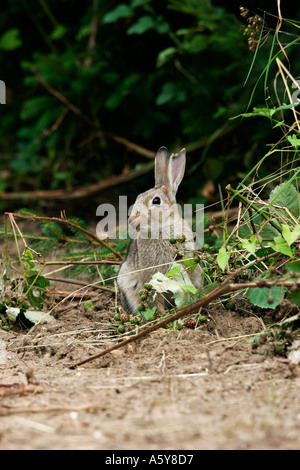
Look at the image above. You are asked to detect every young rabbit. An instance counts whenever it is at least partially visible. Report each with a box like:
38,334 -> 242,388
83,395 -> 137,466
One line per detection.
117,146 -> 202,315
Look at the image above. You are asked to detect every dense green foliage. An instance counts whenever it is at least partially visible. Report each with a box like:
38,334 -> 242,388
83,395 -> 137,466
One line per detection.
1,0 -> 299,209
1,1 -> 300,353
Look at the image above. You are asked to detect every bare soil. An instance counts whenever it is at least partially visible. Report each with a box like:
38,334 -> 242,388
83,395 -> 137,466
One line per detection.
1,287 -> 300,451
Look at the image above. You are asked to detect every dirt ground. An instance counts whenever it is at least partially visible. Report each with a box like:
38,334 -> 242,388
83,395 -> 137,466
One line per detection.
1,285 -> 300,451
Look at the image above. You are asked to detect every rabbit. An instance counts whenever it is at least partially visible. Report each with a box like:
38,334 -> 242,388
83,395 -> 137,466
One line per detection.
117,146 -> 202,315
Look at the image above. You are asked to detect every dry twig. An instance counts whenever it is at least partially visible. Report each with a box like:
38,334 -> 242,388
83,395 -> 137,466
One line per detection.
0,380 -> 44,397
70,271 -> 295,369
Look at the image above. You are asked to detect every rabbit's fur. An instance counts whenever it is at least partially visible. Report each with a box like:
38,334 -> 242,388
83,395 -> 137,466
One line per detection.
117,146 -> 202,315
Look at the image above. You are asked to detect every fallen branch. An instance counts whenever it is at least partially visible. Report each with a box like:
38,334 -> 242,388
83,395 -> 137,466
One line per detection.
70,276 -> 297,369
0,403 -> 104,416
0,382 -> 44,397
0,161 -> 154,201
69,282 -> 237,368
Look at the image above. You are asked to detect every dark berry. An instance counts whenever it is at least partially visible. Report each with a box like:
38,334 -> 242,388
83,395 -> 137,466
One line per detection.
185,318 -> 196,328
120,313 -> 130,322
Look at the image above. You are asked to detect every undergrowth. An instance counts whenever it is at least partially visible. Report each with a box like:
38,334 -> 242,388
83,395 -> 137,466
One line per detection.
0,7 -> 300,361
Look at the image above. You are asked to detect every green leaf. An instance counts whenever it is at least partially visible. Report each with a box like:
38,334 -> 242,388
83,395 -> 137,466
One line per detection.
24,275 -> 50,309
51,25 -> 68,40
231,104 -> 298,121
256,217 -> 281,240
0,28 -> 22,50
105,75 -> 138,110
156,20 -> 170,34
103,4 -> 133,24
282,224 -> 300,246
182,285 -> 198,294
286,260 -> 300,273
198,282 -> 220,296
287,134 -> 300,149
156,82 -> 186,106
217,246 -> 230,271
182,256 -> 197,272
131,0 -> 151,6
269,236 -> 293,258
166,265 -> 182,277
246,286 -> 286,309
22,248 -> 35,269
76,24 -> 91,40
157,47 -> 177,67
268,182 -> 300,217
230,107 -> 276,120
127,16 -> 155,35
143,307 -> 156,321
239,213 -> 281,243
290,289 -> 300,306
241,237 -> 257,254
20,96 -> 54,120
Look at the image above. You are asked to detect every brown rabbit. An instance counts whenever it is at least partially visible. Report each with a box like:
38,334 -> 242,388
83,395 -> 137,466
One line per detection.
117,146 -> 202,315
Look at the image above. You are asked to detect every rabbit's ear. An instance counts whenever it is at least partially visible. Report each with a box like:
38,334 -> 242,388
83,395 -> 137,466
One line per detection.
154,146 -> 169,187
166,148 -> 186,198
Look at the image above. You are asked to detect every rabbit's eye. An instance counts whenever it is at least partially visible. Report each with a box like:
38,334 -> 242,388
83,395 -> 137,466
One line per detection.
152,197 -> 161,205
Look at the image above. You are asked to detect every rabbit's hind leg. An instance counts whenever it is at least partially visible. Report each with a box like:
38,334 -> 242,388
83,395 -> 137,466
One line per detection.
117,261 -> 142,315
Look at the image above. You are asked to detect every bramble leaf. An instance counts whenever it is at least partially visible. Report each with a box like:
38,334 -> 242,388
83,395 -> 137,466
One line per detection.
269,236 -> 293,258
246,286 -> 286,309
217,246 -> 230,271
282,224 -> 300,246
